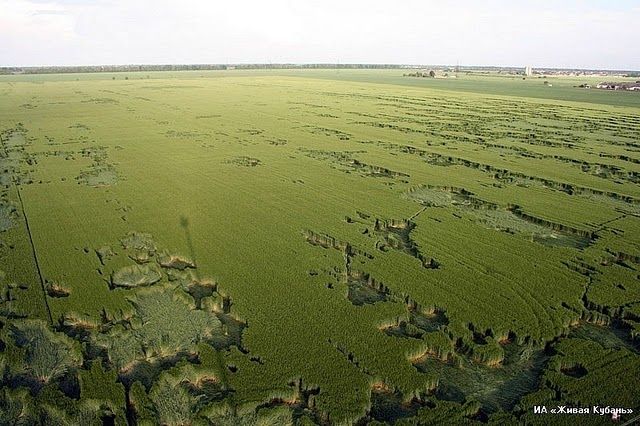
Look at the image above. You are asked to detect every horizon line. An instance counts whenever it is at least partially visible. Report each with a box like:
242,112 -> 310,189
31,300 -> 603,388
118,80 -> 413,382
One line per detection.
2,63 -> 639,74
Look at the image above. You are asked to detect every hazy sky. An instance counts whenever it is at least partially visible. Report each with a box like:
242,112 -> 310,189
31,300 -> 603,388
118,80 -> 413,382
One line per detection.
2,0 -> 639,69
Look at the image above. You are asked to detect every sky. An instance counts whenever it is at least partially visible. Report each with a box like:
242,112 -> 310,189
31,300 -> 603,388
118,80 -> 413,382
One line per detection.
1,0 -> 639,70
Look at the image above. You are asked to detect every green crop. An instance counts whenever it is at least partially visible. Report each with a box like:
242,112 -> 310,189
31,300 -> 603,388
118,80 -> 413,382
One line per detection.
0,69 -> 638,424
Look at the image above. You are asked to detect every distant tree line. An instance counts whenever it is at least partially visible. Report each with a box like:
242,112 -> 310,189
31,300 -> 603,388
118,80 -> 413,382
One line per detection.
0,64 -> 410,75
404,70 -> 436,78
2,64 -> 636,76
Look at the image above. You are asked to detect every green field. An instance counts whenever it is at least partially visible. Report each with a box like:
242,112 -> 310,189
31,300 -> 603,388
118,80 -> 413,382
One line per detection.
0,70 -> 639,424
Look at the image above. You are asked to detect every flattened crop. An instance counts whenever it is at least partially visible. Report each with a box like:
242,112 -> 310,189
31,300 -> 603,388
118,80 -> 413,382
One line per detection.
0,201 -> 17,232
95,285 -> 222,372
110,264 -> 162,288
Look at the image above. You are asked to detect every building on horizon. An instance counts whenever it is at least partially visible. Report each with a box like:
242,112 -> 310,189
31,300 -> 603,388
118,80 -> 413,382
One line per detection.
524,65 -> 533,76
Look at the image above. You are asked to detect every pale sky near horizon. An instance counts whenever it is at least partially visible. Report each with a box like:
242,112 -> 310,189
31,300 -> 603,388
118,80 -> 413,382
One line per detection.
1,0 -> 639,70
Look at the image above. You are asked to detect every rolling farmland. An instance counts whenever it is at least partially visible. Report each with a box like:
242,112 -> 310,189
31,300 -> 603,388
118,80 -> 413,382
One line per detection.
0,70 -> 639,424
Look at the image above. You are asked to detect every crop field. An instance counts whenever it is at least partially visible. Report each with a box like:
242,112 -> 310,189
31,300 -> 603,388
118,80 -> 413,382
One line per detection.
0,70 -> 639,424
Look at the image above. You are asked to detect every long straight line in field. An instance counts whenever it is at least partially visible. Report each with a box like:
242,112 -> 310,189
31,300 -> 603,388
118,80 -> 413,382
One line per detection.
14,185 -> 53,323
0,135 -> 53,324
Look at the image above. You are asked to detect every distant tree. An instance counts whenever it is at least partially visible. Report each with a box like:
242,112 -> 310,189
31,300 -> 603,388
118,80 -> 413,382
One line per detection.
112,77 -> 115,80
125,76 -> 129,80
429,70 -> 436,78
